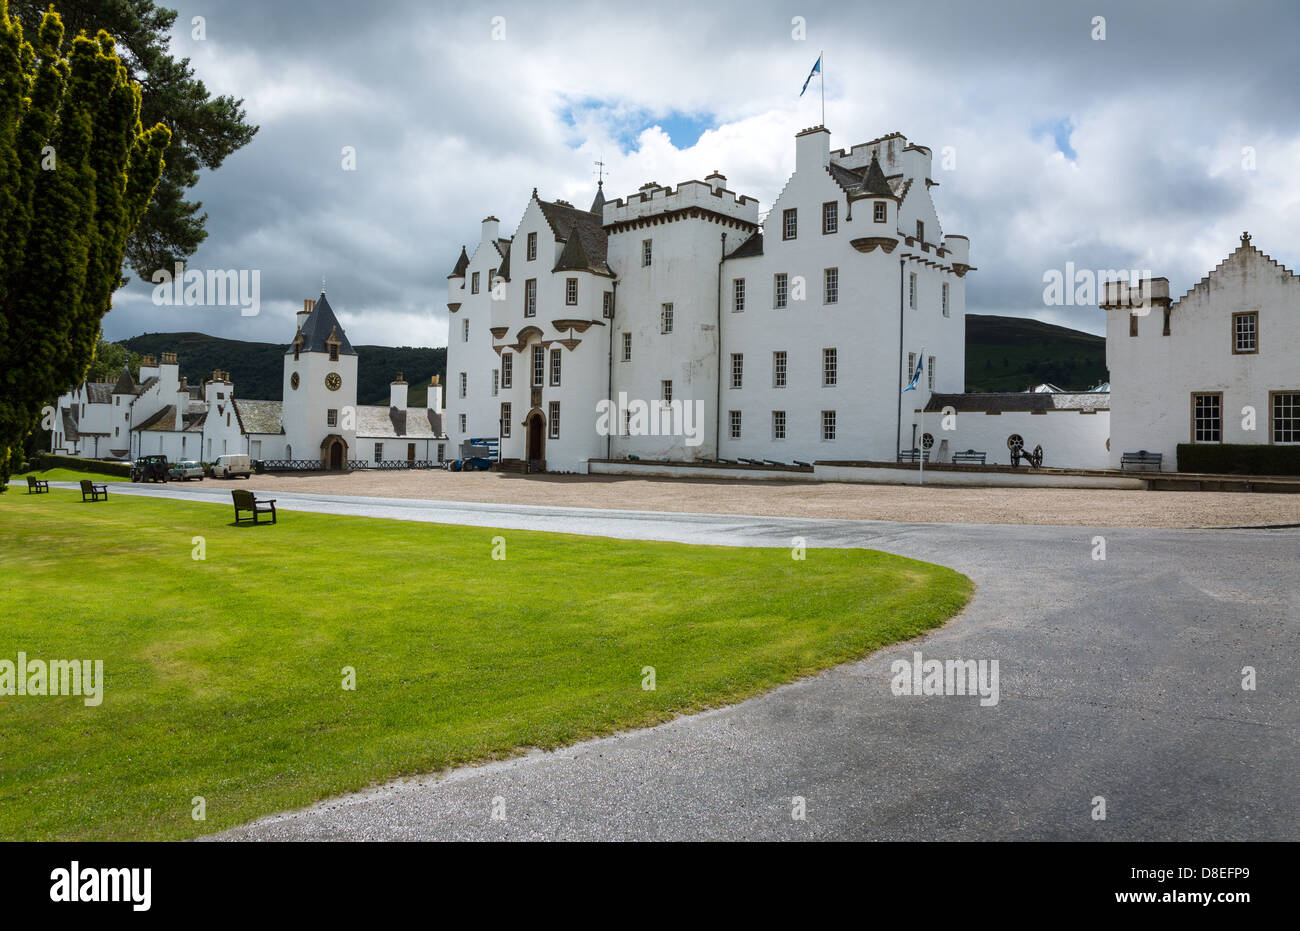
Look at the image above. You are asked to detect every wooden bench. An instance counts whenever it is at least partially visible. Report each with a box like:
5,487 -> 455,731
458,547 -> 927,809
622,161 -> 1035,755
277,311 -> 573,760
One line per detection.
26,476 -> 50,494
79,479 -> 108,501
1120,450 -> 1163,472
951,449 -> 987,465
896,449 -> 930,463
232,488 -> 276,524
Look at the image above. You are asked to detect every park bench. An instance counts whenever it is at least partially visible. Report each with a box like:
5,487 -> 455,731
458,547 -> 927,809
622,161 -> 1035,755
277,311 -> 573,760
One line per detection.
232,488 -> 276,525
951,449 -> 987,465
1120,450 -> 1163,472
896,449 -> 930,463
26,476 -> 50,494
79,479 -> 108,502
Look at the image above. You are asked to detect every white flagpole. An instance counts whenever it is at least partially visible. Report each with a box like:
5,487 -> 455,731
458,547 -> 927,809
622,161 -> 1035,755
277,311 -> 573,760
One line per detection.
919,405 -> 925,486
820,51 -> 825,126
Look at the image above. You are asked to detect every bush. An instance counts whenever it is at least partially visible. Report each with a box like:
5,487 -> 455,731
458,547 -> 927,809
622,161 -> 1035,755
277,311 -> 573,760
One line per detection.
26,453 -> 132,478
1176,444 -> 1300,476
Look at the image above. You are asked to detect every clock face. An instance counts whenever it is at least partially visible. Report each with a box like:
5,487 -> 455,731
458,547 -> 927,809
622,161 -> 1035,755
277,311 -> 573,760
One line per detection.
290,372 -> 300,390
325,372 -> 342,391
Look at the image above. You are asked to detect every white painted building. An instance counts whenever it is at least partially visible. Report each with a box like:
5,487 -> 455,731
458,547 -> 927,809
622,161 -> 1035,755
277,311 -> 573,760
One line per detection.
445,125 -> 976,471
1103,233 -> 1300,469
919,390 -> 1111,468
51,292 -> 448,467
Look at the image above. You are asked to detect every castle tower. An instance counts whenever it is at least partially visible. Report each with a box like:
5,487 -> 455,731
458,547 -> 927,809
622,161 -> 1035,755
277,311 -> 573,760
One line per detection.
281,291 -> 359,468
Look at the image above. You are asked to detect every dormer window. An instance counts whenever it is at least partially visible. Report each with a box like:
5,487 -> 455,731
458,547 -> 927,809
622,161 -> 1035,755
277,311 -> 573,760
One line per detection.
326,326 -> 342,362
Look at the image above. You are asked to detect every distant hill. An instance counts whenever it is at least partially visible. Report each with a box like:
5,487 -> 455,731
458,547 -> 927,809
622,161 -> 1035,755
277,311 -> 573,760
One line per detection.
120,332 -> 447,406
965,314 -> 1107,392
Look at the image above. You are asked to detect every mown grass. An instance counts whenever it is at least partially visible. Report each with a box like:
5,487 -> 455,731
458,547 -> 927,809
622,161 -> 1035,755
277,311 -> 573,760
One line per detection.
0,489 -> 970,840
13,467 -> 130,484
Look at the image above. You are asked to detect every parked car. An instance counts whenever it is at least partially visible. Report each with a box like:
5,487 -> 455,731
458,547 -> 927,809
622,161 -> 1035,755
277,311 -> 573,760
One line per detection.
167,460 -> 204,482
131,454 -> 169,483
211,453 -> 252,479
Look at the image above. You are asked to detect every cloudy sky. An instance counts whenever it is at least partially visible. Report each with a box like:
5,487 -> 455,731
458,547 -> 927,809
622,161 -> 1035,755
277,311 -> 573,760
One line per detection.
102,0 -> 1300,348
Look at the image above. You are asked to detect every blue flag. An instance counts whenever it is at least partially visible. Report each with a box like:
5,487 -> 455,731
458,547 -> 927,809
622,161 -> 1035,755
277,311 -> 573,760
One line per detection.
902,351 -> 924,392
800,55 -> 822,97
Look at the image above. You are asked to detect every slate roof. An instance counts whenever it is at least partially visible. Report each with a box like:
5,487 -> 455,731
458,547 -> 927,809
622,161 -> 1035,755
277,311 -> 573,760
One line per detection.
924,392 -> 1111,413
290,292 -> 356,356
232,399 -> 284,435
727,231 -> 764,259
448,246 -> 469,279
538,198 -> 612,276
135,406 -> 177,432
827,155 -> 904,200
112,366 -> 134,394
86,382 -> 115,403
355,405 -> 445,439
495,238 -> 512,281
61,407 -> 79,442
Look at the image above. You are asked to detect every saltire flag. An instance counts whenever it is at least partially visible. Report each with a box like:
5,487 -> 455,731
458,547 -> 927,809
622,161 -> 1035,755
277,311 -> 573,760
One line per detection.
902,351 -> 924,392
800,55 -> 822,97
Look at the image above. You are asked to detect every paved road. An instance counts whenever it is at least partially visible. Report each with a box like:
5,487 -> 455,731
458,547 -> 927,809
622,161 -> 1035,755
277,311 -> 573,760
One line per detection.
28,481 -> 1300,839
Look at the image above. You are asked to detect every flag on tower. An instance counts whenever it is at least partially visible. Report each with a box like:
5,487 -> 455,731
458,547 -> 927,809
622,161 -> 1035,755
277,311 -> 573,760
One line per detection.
800,55 -> 822,97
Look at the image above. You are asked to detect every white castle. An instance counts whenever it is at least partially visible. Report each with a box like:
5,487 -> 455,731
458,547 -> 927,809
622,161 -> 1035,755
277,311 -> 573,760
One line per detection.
446,125 -> 973,472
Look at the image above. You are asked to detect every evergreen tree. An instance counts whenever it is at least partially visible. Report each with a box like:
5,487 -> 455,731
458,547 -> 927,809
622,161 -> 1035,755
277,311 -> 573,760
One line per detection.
0,1 -> 170,487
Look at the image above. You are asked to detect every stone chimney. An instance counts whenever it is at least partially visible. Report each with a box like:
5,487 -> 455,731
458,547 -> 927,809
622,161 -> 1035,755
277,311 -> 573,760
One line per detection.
482,216 -> 500,244
298,298 -> 315,326
158,351 -> 179,391
138,353 -> 160,383
428,374 -> 443,413
390,372 -> 408,411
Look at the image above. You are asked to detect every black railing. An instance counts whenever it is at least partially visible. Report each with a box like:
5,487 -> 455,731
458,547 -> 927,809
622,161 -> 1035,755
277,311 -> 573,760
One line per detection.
260,459 -> 326,472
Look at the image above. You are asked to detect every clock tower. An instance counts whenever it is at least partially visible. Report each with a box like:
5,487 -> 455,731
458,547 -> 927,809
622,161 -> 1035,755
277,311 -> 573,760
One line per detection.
282,292 -> 359,468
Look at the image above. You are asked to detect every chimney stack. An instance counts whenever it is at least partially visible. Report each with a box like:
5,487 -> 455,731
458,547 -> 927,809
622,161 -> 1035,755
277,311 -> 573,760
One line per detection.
390,372 -> 408,411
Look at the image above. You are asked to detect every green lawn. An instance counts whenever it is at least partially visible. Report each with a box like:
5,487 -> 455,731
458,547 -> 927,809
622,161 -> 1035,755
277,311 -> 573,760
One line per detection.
14,467 -> 130,484
0,489 -> 971,840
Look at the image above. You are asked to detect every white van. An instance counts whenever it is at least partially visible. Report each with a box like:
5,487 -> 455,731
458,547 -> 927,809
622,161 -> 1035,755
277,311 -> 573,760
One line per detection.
211,453 -> 252,479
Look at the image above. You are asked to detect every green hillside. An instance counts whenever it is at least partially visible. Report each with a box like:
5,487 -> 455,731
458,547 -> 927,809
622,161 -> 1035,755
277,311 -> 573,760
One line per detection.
965,314 -> 1107,392
121,332 -> 446,406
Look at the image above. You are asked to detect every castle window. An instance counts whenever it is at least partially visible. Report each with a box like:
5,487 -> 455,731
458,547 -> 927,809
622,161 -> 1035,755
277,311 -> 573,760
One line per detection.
916,220 -> 925,242
942,282 -> 950,317
622,332 -> 631,361
492,369 -> 499,397
874,201 -> 886,223
730,353 -> 743,389
733,278 -> 745,313
907,352 -> 916,384
928,356 -> 936,390
1130,312 -> 1139,337
549,402 -> 561,439
462,319 -> 470,342
772,410 -> 786,440
532,346 -> 545,387
524,278 -> 537,316
1233,312 -> 1258,353
822,202 -> 838,234
823,348 -> 837,387
908,273 -> 917,309
1192,393 -> 1222,443
822,410 -> 837,441
501,403 -> 512,438
327,409 -> 338,427
329,345 -> 339,362
774,273 -> 788,309
662,380 -> 673,402
374,443 -> 383,462
550,348 -> 561,386
729,410 -> 742,439
661,302 -> 673,334
603,292 -> 613,318
501,352 -> 513,388
527,232 -> 537,261
471,271 -> 480,294
642,239 -> 652,267
783,208 -> 797,240
1163,308 -> 1171,335
1272,392 -> 1299,443
824,267 -> 838,304
459,372 -> 467,398
458,413 -> 466,433
773,351 -> 787,388
566,278 -> 578,305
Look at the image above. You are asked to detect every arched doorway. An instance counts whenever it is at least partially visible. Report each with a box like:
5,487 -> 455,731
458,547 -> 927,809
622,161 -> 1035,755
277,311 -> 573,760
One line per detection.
526,411 -> 545,465
320,435 -> 347,471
